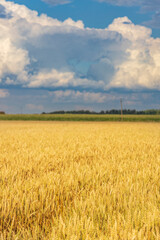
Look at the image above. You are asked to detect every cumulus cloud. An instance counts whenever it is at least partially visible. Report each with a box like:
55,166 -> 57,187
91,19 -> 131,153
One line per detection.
108,17 -> 160,89
28,69 -> 105,89
42,0 -> 72,5
0,0 -> 160,92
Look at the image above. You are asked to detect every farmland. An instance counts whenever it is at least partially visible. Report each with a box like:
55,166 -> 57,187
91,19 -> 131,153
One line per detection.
0,122 -> 160,239
0,114 -> 160,122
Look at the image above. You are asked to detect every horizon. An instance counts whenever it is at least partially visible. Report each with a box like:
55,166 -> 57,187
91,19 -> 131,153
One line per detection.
1,108 -> 160,115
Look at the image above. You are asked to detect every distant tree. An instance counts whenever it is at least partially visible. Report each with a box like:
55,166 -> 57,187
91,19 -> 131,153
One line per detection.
100,110 -> 105,114
41,108 -> 160,115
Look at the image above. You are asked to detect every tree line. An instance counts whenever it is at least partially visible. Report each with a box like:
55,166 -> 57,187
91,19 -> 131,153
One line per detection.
42,109 -> 160,115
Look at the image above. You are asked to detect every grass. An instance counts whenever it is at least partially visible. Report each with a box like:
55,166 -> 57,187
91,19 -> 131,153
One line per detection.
0,114 -> 160,122
0,122 -> 160,239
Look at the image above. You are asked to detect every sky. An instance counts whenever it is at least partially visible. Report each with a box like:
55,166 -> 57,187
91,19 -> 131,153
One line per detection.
0,0 -> 160,113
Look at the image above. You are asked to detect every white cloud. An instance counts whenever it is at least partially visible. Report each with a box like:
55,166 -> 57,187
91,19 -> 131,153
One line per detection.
0,0 -> 159,91
50,90 -> 151,105
28,69 -> 74,88
0,89 -> 9,98
0,2 -> 30,83
0,38 -> 29,81
108,17 -> 152,41
51,90 -> 109,103
108,17 -> 160,89
28,69 -> 104,89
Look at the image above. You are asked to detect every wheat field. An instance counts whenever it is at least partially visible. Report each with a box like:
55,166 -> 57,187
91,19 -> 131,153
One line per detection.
0,122 -> 160,240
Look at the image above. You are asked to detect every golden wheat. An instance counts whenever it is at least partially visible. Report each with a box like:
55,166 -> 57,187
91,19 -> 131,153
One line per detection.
0,122 -> 160,240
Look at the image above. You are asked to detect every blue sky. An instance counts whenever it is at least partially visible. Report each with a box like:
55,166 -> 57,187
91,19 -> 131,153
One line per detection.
0,0 -> 160,113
